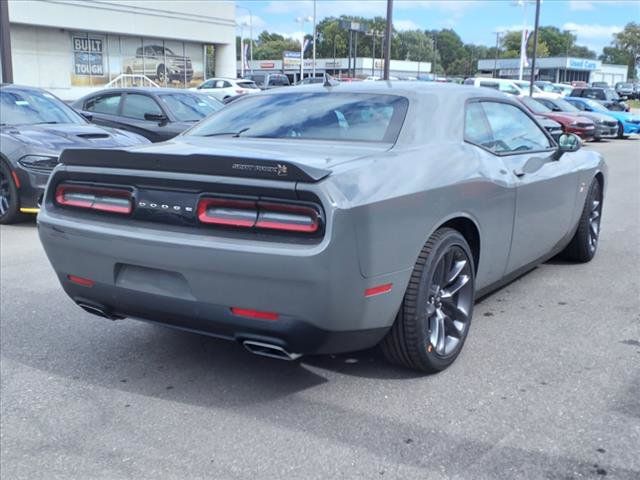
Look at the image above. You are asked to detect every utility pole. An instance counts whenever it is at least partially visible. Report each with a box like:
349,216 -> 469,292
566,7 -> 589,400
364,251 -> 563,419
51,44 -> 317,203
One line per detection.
383,0 -> 393,80
493,31 -> 502,78
0,0 -> 13,83
528,0 -> 541,96
312,0 -> 317,77
432,32 -> 437,79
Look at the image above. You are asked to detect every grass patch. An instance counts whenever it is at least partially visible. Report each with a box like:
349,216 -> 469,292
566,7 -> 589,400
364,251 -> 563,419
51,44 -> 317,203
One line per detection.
628,99 -> 640,109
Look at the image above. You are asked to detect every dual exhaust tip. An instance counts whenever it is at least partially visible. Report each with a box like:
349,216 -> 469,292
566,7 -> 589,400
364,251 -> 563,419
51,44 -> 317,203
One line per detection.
242,340 -> 302,361
76,301 -> 301,362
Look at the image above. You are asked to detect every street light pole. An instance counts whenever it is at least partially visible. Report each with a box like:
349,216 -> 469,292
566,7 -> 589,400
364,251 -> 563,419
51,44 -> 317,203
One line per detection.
528,0 -> 541,96
383,0 -> 393,80
296,16 -> 312,82
237,22 -> 245,78
493,31 -> 502,78
312,0 -> 317,77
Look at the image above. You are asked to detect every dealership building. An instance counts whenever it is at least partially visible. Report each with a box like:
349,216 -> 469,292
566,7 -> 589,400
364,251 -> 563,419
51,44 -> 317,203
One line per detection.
0,0 -> 237,100
239,57 -> 433,83
477,56 -> 628,84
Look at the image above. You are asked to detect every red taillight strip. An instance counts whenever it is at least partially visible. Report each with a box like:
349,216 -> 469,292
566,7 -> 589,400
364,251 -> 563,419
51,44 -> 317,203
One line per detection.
364,283 -> 393,298
231,307 -> 279,321
55,184 -> 132,215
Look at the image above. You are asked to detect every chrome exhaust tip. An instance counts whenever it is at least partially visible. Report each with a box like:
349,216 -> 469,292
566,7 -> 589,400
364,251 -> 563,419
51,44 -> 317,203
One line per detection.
76,302 -> 122,321
242,340 -> 302,361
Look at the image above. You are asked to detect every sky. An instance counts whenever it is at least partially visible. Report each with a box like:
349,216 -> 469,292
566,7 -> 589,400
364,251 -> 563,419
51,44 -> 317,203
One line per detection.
234,0 -> 637,56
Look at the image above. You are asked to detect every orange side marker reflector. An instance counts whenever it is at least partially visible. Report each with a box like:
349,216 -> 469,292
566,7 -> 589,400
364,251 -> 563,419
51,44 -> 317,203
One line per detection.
231,307 -> 279,321
11,170 -> 20,188
67,275 -> 95,287
364,283 -> 393,298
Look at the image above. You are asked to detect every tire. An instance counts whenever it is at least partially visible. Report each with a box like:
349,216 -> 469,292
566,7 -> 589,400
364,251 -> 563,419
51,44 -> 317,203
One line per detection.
617,122 -> 626,139
380,228 -> 475,372
157,65 -> 167,84
0,161 -> 22,225
561,178 -> 603,263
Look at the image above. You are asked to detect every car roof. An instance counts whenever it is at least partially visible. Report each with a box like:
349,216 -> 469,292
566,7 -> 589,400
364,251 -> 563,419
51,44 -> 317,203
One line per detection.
0,83 -> 48,93
80,87 -> 197,96
258,80 -> 507,100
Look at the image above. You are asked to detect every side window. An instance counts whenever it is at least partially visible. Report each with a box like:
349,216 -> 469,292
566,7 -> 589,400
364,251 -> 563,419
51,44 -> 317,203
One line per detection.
84,94 -> 121,115
464,102 -> 493,147
201,80 -> 214,89
214,80 -> 226,88
481,102 -> 552,154
222,81 -> 232,88
479,81 -> 499,90
121,94 -> 163,120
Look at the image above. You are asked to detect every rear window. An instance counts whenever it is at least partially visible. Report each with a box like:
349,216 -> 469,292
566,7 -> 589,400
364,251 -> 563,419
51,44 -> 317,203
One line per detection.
188,92 -> 409,143
237,81 -> 257,89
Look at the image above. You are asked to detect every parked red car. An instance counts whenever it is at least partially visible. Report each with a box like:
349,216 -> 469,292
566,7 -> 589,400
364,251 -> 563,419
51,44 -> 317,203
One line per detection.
517,96 -> 596,140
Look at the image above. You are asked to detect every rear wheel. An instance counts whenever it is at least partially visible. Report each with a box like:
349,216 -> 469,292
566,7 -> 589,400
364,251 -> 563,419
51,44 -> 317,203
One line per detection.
0,162 -> 22,225
380,228 -> 475,372
561,178 -> 603,262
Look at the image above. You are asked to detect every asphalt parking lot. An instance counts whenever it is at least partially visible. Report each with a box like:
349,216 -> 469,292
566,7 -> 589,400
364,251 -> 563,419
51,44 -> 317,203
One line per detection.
1,138 -> 639,480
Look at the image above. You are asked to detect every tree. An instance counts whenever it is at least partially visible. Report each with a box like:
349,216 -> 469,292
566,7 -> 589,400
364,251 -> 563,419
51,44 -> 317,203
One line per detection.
600,22 -> 640,79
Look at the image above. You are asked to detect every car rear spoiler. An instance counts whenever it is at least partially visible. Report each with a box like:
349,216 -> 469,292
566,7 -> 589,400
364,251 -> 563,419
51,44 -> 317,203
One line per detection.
59,148 -> 331,183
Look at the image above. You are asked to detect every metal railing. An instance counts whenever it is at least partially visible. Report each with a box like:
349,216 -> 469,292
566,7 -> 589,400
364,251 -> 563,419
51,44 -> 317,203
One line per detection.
105,74 -> 160,88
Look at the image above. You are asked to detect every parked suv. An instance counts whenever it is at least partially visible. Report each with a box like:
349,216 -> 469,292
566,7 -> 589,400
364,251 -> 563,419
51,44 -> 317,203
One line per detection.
246,73 -> 290,90
123,45 -> 193,84
569,87 -> 629,111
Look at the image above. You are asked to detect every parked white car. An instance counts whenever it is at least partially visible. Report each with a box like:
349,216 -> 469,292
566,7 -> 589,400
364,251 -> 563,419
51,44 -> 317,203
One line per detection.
464,77 -> 561,99
191,78 -> 260,100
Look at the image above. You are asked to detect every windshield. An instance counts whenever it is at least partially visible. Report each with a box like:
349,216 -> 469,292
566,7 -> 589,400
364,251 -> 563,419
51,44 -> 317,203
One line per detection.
188,92 -> 409,143
521,96 -> 551,114
578,98 -> 606,112
159,93 -> 223,122
0,89 -> 85,126
514,81 -> 542,93
553,98 -> 580,112
605,89 -> 620,101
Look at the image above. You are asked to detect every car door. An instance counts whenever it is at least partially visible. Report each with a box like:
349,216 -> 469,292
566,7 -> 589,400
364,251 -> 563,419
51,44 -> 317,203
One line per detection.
81,92 -> 124,129
479,100 -> 580,273
119,93 -> 169,142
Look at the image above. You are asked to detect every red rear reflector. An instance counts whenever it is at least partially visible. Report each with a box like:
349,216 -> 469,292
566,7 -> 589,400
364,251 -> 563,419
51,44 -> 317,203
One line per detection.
55,184 -> 132,215
231,307 -> 279,321
364,283 -> 393,298
67,274 -> 95,287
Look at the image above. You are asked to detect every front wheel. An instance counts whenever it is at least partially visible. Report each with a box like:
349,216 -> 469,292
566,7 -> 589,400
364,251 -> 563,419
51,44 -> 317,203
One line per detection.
617,122 -> 627,139
0,162 -> 22,225
380,228 -> 475,372
561,178 -> 603,262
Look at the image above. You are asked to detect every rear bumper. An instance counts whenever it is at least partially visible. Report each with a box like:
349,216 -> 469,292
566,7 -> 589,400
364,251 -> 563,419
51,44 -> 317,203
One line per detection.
37,209 -> 410,355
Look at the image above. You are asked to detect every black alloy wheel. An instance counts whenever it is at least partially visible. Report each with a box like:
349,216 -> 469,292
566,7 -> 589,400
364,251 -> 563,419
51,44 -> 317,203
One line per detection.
562,178 -> 603,262
0,162 -> 21,225
381,228 -> 475,372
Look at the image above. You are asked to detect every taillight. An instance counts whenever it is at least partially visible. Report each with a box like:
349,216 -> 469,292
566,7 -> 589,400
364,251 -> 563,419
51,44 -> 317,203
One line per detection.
197,197 -> 320,234
55,183 -> 132,215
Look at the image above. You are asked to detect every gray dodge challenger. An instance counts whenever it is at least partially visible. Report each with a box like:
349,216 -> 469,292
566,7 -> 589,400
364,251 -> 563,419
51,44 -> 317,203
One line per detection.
38,82 -> 606,372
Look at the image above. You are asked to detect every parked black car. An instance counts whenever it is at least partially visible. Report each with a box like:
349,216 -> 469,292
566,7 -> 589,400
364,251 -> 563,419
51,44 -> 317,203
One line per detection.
569,87 -> 629,111
0,84 -> 148,224
246,73 -> 290,90
72,88 -> 224,142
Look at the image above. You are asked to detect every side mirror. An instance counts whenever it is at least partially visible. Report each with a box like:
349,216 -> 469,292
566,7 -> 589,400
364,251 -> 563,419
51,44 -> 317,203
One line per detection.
554,133 -> 581,159
144,112 -> 167,123
77,110 -> 93,121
